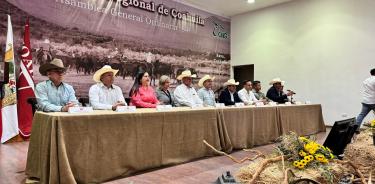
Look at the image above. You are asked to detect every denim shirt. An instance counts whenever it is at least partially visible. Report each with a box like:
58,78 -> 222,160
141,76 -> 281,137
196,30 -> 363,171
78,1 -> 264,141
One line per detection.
197,87 -> 216,107
35,80 -> 78,112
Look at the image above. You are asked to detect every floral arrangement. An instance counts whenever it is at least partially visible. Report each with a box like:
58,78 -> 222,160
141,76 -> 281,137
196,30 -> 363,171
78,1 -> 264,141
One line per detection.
363,119 -> 375,131
278,133 -> 335,170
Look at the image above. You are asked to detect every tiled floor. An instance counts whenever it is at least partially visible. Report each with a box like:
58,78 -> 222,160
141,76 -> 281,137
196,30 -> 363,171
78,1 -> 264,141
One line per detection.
0,130 -> 328,184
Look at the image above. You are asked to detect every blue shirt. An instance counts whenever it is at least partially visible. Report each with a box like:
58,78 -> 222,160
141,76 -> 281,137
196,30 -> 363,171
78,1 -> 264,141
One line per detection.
35,80 -> 78,112
197,87 -> 216,107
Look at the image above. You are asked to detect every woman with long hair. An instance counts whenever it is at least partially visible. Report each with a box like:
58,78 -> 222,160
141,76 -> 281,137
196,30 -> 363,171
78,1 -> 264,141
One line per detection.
129,72 -> 159,108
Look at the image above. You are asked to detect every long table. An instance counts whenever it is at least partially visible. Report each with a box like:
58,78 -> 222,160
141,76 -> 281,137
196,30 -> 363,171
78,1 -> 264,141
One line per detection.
26,104 -> 325,183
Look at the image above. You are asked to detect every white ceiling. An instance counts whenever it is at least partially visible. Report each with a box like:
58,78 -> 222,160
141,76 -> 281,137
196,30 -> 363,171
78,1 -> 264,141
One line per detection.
177,0 -> 296,18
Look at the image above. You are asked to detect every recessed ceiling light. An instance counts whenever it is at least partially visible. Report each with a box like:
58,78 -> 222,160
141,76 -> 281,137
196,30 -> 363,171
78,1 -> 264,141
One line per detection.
247,0 -> 255,4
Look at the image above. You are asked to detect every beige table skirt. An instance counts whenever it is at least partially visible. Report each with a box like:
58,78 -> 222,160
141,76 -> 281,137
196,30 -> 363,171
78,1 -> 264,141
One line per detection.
25,105 -> 325,183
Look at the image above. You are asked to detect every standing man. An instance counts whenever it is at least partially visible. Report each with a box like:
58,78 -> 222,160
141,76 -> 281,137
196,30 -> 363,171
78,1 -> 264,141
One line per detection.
89,65 -> 127,110
35,58 -> 78,112
219,79 -> 242,106
266,78 -> 292,104
252,80 -> 268,101
197,75 -> 216,106
174,70 -> 203,107
238,80 -> 258,105
356,68 -> 375,131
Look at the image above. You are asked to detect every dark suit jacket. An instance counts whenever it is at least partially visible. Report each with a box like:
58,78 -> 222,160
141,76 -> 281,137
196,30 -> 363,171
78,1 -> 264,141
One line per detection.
219,88 -> 242,106
266,86 -> 288,103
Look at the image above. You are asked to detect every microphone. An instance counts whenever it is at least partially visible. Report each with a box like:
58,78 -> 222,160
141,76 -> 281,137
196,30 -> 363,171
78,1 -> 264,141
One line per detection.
287,90 -> 296,95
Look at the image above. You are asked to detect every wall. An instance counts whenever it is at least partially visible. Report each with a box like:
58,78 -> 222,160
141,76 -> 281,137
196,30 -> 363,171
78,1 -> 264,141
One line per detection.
232,0 -> 375,125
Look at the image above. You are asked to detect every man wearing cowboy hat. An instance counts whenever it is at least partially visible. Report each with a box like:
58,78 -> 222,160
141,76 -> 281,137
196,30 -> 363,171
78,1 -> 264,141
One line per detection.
174,70 -> 203,107
89,65 -> 126,110
197,75 -> 216,107
238,80 -> 259,105
35,58 -> 78,112
266,78 -> 292,103
219,79 -> 243,106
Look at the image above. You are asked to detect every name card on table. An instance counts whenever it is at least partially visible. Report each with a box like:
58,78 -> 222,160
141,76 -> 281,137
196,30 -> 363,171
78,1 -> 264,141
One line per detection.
268,102 -> 277,106
191,104 -> 204,109
285,102 -> 292,106
215,103 -> 225,108
305,100 -> 311,104
235,103 -> 245,107
116,106 -> 136,112
68,107 -> 93,113
156,105 -> 173,111
295,101 -> 302,105
255,102 -> 265,106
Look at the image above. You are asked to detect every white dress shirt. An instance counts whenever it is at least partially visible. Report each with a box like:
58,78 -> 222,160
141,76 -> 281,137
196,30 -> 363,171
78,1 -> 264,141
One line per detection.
89,83 -> 126,110
174,84 -> 203,107
238,88 -> 258,105
362,76 -> 375,104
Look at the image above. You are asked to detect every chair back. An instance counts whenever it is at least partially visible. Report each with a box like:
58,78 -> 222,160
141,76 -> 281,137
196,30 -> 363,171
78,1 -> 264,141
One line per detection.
78,97 -> 90,107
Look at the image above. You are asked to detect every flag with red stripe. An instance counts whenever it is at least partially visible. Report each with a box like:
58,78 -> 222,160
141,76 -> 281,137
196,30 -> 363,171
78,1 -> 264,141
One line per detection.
17,18 -> 35,138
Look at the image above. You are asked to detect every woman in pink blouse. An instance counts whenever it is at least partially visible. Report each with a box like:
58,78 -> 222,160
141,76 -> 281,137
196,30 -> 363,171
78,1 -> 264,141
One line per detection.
129,72 -> 159,108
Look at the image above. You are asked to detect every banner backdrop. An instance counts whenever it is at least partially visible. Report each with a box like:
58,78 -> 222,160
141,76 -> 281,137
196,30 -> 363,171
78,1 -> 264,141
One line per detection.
0,0 -> 230,98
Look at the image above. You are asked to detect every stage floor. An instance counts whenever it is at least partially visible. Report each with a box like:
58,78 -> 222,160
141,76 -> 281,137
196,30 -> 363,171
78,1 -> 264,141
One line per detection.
0,130 -> 328,184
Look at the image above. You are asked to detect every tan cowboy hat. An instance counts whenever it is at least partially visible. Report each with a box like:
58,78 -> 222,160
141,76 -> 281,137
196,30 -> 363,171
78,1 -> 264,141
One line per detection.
177,70 -> 197,80
39,58 -> 66,76
93,65 -> 119,83
269,78 -> 283,85
198,75 -> 215,87
224,79 -> 239,86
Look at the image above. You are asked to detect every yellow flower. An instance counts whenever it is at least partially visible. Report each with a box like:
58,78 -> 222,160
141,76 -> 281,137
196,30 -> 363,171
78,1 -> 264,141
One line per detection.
315,154 -> 323,159
304,155 -> 313,162
309,155 -> 314,160
297,162 -> 305,169
321,158 -> 329,164
299,150 -> 307,157
371,120 -> 375,127
309,149 -> 316,155
293,160 -> 299,167
300,159 -> 307,165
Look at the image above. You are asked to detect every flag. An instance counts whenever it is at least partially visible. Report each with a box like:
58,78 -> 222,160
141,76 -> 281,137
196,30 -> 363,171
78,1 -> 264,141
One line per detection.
0,15 -> 19,143
17,18 -> 35,139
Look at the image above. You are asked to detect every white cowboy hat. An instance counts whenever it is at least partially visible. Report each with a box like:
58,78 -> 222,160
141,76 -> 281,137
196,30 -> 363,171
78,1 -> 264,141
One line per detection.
198,75 -> 215,87
281,81 -> 285,86
177,70 -> 197,80
269,78 -> 283,85
224,79 -> 239,86
93,65 -> 119,83
39,58 -> 66,76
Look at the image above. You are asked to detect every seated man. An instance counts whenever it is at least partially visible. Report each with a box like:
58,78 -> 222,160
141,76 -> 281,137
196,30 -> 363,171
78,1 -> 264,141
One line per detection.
35,58 -> 78,112
266,78 -> 292,103
238,80 -> 258,105
89,65 -> 127,110
219,79 -> 242,106
197,75 -> 216,106
174,70 -> 203,107
252,80 -> 269,101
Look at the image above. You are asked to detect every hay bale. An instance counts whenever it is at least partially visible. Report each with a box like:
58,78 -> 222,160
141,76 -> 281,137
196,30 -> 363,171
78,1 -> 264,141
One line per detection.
235,156 -> 350,184
344,130 -> 375,176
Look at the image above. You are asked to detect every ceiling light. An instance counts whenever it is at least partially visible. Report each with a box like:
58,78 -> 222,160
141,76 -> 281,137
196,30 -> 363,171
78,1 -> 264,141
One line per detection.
247,0 -> 255,4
